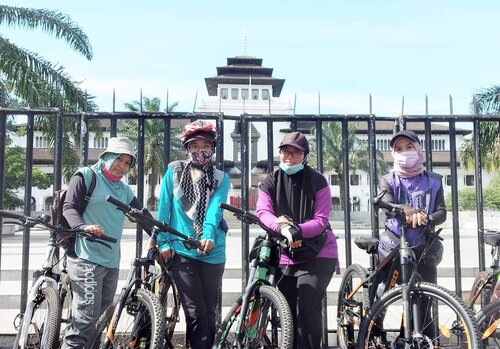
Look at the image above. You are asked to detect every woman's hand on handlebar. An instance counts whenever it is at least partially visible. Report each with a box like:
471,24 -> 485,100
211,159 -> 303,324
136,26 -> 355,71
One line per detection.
198,239 -> 214,255
84,224 -> 104,238
401,205 -> 428,228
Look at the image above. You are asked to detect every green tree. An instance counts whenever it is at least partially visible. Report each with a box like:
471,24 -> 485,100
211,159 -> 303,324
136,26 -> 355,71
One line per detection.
122,97 -> 183,210
461,87 -> 500,171
3,119 -> 51,209
310,122 -> 389,210
0,5 -> 93,108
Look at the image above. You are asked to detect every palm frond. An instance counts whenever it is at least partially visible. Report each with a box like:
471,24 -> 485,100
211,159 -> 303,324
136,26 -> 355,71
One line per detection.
0,5 -> 93,60
0,36 -> 89,108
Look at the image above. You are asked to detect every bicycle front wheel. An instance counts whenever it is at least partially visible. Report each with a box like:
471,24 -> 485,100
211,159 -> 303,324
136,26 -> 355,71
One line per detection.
13,285 -> 61,349
469,270 -> 493,312
336,263 -> 369,349
213,285 -> 293,349
96,288 -> 166,349
476,299 -> 500,348
358,282 -> 480,349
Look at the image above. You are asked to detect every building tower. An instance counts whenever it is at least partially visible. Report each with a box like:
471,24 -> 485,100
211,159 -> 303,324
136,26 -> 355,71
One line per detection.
198,56 -> 293,165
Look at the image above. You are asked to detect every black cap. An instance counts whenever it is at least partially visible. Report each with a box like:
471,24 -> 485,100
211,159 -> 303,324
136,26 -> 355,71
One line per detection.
279,132 -> 309,153
390,130 -> 421,147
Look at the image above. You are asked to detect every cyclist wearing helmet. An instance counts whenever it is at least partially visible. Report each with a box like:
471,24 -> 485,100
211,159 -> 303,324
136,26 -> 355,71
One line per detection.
157,120 -> 229,349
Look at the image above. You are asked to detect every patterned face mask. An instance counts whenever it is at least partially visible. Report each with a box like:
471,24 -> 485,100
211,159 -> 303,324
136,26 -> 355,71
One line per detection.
189,150 -> 214,166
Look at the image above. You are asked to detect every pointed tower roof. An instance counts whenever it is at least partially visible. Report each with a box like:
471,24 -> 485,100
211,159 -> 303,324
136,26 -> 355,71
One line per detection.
205,56 -> 285,97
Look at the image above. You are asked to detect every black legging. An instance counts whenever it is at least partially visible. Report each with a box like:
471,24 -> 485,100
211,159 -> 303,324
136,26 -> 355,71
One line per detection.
277,263 -> 335,349
170,254 -> 225,349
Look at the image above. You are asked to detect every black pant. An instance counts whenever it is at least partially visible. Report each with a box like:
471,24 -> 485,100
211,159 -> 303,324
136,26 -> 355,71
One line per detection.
170,254 -> 225,349
277,260 -> 336,349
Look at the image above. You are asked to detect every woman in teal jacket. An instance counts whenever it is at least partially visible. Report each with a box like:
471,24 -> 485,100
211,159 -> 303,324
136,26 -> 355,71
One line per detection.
157,120 -> 229,349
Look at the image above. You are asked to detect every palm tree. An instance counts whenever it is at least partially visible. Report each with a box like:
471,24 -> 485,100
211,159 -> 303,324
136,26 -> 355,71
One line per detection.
310,122 -> 389,210
460,86 -> 500,171
1,5 -> 99,182
0,5 -> 93,108
122,97 -> 184,210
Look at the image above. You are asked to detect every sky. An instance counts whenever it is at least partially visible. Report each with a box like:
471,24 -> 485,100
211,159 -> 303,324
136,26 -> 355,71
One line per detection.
3,0 -> 500,117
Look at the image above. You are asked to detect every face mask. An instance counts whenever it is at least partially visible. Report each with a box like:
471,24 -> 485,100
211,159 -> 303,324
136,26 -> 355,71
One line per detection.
394,151 -> 419,168
279,162 -> 304,175
189,150 -> 214,166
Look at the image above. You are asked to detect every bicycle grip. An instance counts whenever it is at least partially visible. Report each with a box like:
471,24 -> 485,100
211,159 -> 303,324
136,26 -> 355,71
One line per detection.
99,234 -> 118,244
0,210 -> 25,221
107,195 -> 131,211
220,203 -> 245,215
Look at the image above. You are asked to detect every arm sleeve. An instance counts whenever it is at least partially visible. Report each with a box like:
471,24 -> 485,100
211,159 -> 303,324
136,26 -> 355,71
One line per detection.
62,173 -> 87,229
429,184 -> 447,225
298,186 -> 332,238
255,189 -> 280,232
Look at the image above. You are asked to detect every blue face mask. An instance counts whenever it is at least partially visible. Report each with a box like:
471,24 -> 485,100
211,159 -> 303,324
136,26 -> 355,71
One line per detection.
279,162 -> 304,175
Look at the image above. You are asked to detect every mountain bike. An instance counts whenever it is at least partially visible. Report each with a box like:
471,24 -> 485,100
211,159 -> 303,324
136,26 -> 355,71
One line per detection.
1,210 -> 116,349
468,229 -> 500,313
475,299 -> 500,348
467,230 -> 500,348
213,203 -> 293,349
89,195 -> 201,349
336,191 -> 481,349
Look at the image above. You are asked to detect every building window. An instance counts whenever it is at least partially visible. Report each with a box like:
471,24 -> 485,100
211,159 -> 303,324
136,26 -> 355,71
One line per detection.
35,136 -> 47,148
93,137 -> 108,148
350,174 -> 360,186
446,175 -> 451,186
242,88 -> 249,100
221,88 -> 228,100
231,88 -> 239,100
465,175 -> 474,186
330,175 -> 339,186
262,89 -> 270,100
332,197 -> 341,211
128,174 -> 137,185
252,89 -> 259,100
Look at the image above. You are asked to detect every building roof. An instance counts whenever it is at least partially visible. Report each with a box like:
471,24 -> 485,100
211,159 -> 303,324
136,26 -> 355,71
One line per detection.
205,56 -> 285,97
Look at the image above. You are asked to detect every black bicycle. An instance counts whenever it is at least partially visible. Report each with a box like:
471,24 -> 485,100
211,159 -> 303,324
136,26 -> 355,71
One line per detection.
2,210 -> 115,349
336,191 -> 481,349
89,195 -> 201,349
213,203 -> 293,349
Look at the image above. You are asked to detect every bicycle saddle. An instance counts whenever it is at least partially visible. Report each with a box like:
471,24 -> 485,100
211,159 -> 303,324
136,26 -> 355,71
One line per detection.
354,236 -> 379,254
484,230 -> 500,246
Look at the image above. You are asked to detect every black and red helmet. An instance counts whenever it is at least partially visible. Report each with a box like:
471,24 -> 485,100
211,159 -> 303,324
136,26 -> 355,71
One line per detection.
179,120 -> 217,149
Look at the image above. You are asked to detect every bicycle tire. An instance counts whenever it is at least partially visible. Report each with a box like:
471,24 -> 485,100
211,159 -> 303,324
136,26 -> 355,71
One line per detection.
358,282 -> 481,349
155,272 -> 180,342
13,285 -> 61,349
92,288 -> 166,349
476,299 -> 500,349
469,270 -> 493,311
336,263 -> 369,349
213,285 -> 293,349
88,304 -> 114,349
58,274 -> 73,346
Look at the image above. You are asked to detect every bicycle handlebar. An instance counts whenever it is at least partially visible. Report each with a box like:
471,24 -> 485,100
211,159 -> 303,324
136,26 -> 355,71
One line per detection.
106,195 -> 201,250
219,203 -> 290,248
0,210 -> 117,245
